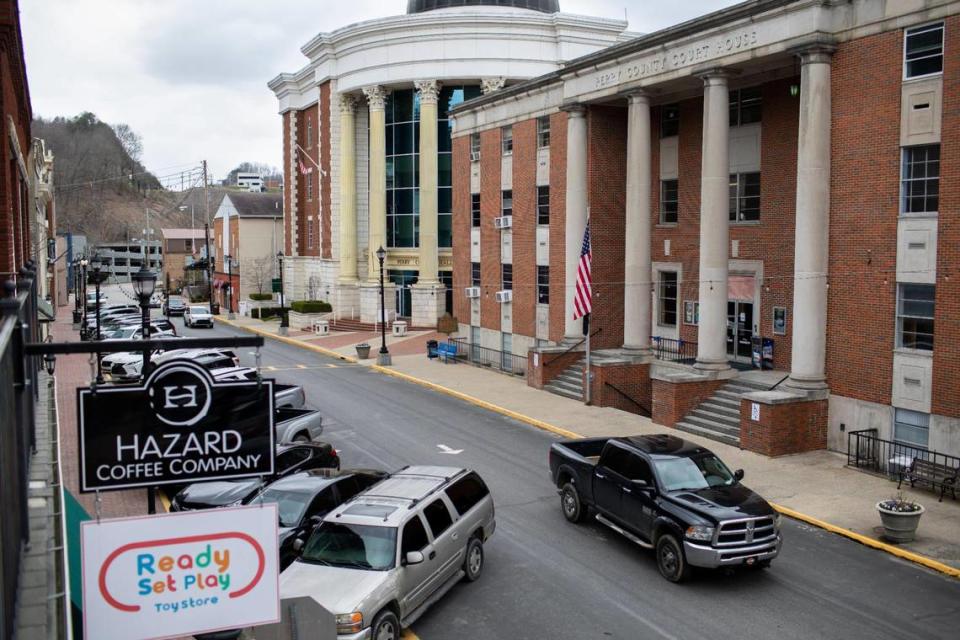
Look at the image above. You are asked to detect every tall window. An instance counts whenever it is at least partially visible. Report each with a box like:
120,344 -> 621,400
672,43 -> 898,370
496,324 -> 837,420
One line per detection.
306,118 -> 313,147
897,284 -> 935,350
729,172 -> 761,222
537,266 -> 549,304
471,262 -> 481,287
537,116 -> 550,148
306,173 -> 313,200
901,145 -> 940,214
904,22 -> 944,78
501,126 -> 513,155
894,408 -> 930,449
501,190 -> 513,217
660,104 -> 679,137
660,179 -> 678,224
537,186 -> 550,225
658,272 -> 678,327
501,263 -> 513,291
307,218 -> 314,248
439,85 -> 480,247
471,193 -> 481,227
470,132 -> 481,161
729,87 -> 762,126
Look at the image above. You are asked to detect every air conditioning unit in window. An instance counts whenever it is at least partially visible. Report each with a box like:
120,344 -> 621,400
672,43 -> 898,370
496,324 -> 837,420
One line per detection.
464,287 -> 481,299
469,151 -> 480,162
495,290 -> 513,303
494,216 -> 513,229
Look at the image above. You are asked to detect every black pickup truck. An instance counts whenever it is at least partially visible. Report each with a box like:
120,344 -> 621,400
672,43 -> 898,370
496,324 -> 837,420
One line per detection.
549,433 -> 782,582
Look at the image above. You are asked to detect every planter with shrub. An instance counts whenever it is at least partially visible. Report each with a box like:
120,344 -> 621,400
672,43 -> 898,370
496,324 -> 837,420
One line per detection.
249,293 -> 273,301
876,493 -> 924,543
290,300 -> 333,313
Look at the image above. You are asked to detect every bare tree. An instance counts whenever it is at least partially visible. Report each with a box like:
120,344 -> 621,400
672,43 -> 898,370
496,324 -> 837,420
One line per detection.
112,123 -> 143,161
246,256 -> 273,295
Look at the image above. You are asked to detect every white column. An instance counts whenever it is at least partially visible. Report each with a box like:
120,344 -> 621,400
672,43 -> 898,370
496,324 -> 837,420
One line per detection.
695,71 -> 731,371
563,105 -> 589,341
788,47 -> 834,390
363,85 -> 389,284
623,92 -> 652,353
415,80 -> 441,286
338,94 -> 358,284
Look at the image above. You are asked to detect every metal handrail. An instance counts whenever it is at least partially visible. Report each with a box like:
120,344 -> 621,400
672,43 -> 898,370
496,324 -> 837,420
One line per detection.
603,381 -> 651,417
543,328 -> 602,366
847,429 -> 959,499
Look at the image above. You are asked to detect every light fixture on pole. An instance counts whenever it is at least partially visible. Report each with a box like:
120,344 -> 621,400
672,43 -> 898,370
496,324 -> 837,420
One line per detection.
376,246 -> 391,366
131,262 -> 158,516
225,254 -> 236,320
277,252 -> 288,336
90,255 -> 104,383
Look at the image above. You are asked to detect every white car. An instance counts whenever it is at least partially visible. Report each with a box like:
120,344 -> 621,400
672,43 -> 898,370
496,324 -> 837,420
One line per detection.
184,305 -> 213,328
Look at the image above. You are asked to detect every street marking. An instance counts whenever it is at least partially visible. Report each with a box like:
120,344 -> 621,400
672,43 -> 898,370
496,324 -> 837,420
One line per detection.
437,444 -> 463,455
267,365 -> 277,371
297,364 -> 307,369
327,363 -> 339,368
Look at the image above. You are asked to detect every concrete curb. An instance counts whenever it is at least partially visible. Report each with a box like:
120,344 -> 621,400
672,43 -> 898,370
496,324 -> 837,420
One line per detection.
214,315 -> 959,579
215,316 -> 359,364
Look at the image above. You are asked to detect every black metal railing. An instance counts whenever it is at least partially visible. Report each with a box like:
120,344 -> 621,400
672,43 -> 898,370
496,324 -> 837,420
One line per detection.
847,429 -> 960,495
450,338 -> 527,376
543,328 -> 602,367
603,381 -> 651,417
650,335 -> 697,362
0,263 -> 40,640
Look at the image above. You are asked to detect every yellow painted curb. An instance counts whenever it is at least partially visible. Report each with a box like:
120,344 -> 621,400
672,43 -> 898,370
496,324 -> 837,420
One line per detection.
214,315 -> 960,579
771,503 -> 960,578
401,630 -> 419,640
214,316 -> 358,364
159,490 -> 171,514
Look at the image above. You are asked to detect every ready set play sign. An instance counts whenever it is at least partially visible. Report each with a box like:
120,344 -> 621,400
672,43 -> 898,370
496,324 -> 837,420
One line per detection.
82,505 -> 280,640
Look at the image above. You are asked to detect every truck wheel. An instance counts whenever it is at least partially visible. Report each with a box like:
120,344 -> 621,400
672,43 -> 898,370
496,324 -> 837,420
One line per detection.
560,482 -> 587,523
655,534 -> 692,583
293,433 -> 311,443
462,536 -> 484,582
371,609 -> 399,640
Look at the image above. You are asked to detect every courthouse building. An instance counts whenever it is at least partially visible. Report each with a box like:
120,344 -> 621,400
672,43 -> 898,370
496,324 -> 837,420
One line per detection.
450,0 -> 960,456
268,0 -> 632,327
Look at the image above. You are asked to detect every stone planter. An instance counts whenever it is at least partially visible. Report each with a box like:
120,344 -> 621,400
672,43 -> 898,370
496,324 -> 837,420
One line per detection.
876,501 -> 924,543
355,343 -> 371,359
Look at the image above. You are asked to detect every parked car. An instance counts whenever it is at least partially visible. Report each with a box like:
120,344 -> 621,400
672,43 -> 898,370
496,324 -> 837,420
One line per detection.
549,434 -> 782,582
99,338 -> 188,382
280,466 -> 495,639
100,319 -> 177,341
249,469 -> 388,570
170,442 -> 341,512
146,348 -> 239,374
163,296 -> 187,316
210,367 -> 306,409
184,305 -> 213,328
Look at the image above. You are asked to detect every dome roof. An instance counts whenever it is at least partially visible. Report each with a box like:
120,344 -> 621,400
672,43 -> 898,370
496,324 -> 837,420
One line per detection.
407,0 -> 560,14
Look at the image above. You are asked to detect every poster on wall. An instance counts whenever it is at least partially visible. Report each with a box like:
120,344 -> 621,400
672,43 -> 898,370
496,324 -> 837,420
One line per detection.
81,505 -> 280,640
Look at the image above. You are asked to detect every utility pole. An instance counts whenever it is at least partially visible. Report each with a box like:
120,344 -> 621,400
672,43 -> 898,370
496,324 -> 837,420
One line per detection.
205,222 -> 213,314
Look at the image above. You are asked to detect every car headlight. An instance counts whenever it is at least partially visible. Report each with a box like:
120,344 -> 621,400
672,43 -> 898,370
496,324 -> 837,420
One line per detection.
773,512 -> 782,531
685,525 -> 715,541
336,612 -> 363,634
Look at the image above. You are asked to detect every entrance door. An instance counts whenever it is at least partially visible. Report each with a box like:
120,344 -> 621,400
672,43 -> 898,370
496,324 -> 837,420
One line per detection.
439,271 -> 453,315
390,270 -> 418,319
726,301 -> 754,361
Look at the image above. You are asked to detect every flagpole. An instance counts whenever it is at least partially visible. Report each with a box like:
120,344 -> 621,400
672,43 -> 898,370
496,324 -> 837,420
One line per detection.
585,312 -> 591,405
295,143 -> 326,175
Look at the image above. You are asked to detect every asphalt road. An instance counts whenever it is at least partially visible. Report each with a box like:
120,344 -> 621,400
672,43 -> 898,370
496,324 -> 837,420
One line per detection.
180,319 -> 960,640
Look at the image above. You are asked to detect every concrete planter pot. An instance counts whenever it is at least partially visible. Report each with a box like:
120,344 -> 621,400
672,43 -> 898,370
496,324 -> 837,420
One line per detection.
876,501 -> 924,543
355,343 -> 371,359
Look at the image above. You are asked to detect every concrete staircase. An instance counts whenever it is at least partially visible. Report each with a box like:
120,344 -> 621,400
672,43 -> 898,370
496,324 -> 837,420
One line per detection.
544,358 -> 585,401
674,377 -> 771,447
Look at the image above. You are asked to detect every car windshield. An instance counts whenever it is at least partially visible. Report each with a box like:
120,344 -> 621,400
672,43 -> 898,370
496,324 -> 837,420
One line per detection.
301,523 -> 396,571
190,306 -> 208,314
653,454 -> 736,492
106,327 -> 137,338
248,487 -> 313,527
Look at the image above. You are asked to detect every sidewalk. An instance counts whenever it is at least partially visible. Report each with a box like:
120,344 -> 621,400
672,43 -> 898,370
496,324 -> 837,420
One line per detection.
224,314 -> 960,575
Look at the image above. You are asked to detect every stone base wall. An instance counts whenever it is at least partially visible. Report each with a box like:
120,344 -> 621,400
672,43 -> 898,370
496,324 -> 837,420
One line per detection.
287,310 -> 332,330
741,395 -> 828,456
527,348 -> 582,390
651,378 -> 726,427
411,284 -> 444,328
360,282 -> 396,324
588,361 -> 651,415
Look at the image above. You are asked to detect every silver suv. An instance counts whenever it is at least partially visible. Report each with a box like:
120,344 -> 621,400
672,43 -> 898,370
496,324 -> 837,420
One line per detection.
279,466 -> 495,639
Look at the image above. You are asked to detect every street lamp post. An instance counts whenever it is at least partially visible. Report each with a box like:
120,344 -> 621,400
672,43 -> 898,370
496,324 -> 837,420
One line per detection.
72,259 -> 82,326
131,263 -> 158,515
91,255 -> 104,383
79,256 -> 88,338
276,252 -> 288,336
225,254 -> 236,320
376,246 -> 391,366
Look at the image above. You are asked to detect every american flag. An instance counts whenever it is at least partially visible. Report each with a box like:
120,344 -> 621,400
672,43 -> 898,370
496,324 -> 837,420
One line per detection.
296,148 -> 313,175
573,221 -> 592,320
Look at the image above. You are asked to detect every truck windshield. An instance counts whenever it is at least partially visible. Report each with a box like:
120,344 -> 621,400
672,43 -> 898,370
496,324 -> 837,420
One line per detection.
654,454 -> 736,492
301,523 -> 397,571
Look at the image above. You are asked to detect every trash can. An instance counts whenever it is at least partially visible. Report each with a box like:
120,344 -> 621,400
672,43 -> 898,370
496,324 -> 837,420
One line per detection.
211,302 -> 221,315
426,339 -> 439,359
355,343 -> 371,359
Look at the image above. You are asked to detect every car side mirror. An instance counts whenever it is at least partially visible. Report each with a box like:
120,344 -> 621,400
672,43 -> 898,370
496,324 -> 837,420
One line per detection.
404,551 -> 424,566
734,469 -> 745,482
309,515 -> 324,526
633,478 -> 648,488
292,538 -> 305,553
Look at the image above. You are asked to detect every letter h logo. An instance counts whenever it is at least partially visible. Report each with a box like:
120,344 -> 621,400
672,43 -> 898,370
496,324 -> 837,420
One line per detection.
163,385 -> 198,409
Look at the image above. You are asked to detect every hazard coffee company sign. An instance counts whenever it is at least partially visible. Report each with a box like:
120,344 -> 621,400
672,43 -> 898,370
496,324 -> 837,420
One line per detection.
79,360 -> 276,491
82,506 -> 281,639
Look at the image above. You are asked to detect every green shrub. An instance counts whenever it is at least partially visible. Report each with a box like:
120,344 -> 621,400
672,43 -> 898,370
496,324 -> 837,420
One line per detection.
251,307 -> 278,319
249,293 -> 273,301
290,300 -> 332,313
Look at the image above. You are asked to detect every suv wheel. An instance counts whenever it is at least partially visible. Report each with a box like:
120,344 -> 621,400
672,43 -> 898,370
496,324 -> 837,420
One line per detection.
560,482 -> 587,523
655,534 -> 692,583
371,609 -> 400,640
463,536 -> 484,582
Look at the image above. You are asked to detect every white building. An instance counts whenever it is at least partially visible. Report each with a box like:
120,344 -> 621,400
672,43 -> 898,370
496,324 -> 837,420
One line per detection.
236,172 -> 265,192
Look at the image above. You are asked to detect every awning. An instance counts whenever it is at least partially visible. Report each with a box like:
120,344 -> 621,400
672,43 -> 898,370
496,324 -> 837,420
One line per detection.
728,275 -> 755,302
37,297 -> 55,323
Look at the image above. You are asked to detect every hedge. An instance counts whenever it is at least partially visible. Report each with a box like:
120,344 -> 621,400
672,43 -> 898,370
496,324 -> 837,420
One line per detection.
249,293 -> 273,301
252,307 -> 284,320
290,300 -> 332,313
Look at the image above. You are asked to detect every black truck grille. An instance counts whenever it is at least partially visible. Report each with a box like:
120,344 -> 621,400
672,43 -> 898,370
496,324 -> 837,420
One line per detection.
715,516 -> 777,547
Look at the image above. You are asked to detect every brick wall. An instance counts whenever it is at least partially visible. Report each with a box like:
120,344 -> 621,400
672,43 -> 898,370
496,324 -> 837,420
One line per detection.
512,119 -> 537,338
320,82 -> 333,260
741,397 -> 828,456
589,362 -> 651,415
587,105 -> 627,349
452,134 -> 471,322
933,15 -> 960,418
548,110 -> 568,343
479,127 -> 502,332
0,13 -> 32,278
651,377 -> 724,427
282,111 -> 293,256
526,348 -> 582,390
301,102 -> 320,257
827,29 -> 902,404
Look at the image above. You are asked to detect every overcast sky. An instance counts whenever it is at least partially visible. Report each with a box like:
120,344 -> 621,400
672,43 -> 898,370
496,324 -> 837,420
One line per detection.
21,0 -> 737,184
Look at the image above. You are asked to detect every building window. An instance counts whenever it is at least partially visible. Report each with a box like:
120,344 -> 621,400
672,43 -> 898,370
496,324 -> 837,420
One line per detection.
660,179 -> 678,224
306,173 -> 313,201
501,263 -> 512,291
501,190 -> 512,217
470,133 -> 481,161
471,193 -> 481,227
897,283 -> 935,350
537,266 -> 549,304
471,262 -> 481,287
901,145 -> 940,214
683,301 -> 699,326
729,87 -> 762,126
904,22 -> 944,78
658,272 -> 678,327
537,186 -> 550,225
501,126 -> 513,155
729,172 -> 761,222
894,408 -> 930,449
537,116 -> 551,148
307,118 -> 313,147
307,218 -> 314,248
660,104 -> 679,137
